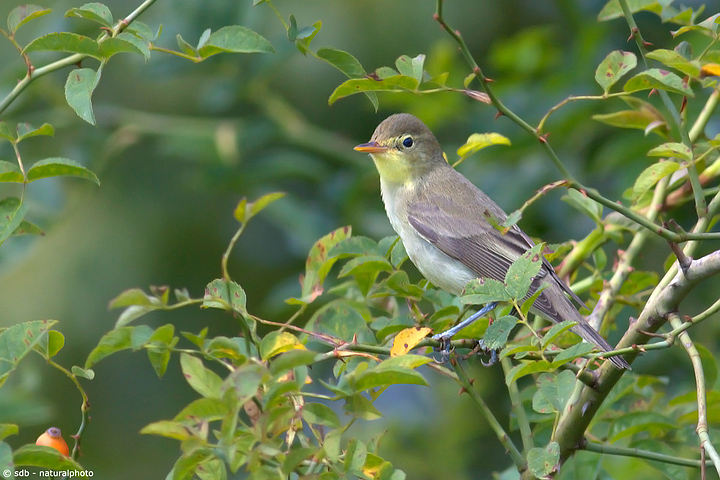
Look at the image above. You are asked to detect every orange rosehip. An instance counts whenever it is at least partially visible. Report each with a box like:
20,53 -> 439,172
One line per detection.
36,427 -> 70,456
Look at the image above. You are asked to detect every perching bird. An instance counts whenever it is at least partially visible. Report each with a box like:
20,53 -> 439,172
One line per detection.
354,113 -> 629,369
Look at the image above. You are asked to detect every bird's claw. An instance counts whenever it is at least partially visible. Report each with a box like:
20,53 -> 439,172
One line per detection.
431,333 -> 455,363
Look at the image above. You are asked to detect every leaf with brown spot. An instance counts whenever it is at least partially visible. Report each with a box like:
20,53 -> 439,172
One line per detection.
390,327 -> 432,357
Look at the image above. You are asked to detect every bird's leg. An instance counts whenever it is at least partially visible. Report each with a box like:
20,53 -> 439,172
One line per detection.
432,302 -> 499,364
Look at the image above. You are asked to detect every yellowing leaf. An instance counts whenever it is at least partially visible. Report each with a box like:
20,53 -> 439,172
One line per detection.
702,63 -> 720,77
390,327 -> 432,356
457,133 -> 511,158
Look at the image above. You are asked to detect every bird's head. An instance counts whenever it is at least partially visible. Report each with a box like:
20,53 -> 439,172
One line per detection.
354,113 -> 445,185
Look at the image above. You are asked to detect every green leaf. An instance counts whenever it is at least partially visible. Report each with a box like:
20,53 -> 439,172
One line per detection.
34,329 -> 65,359
395,54 -> 425,83
317,47 -> 366,77
16,122 -> 54,142
234,192 -> 286,224
672,13 -> 720,38
0,161 -> 24,183
303,402 -> 340,428
461,277 -> 511,305
344,438 -> 367,474
598,0 -> 670,21
259,331 -> 305,360
595,50 -> 637,93
7,5 -> 52,33
562,188 -> 603,223
174,397 -> 229,422
114,32 -> 151,60
310,302 -> 373,343
609,411 -> 675,443
0,425 -> 18,442
290,226 -> 352,305
109,287 -> 163,308
294,20 -> 322,55
13,444 -> 85,472
353,356 -> 430,390
533,371 -> 576,414
27,157 -> 100,185
317,47 -> 378,110
71,365 -> 95,380
140,420 -> 195,440
592,108 -> 669,136
203,278 -> 248,316
527,442 -> 560,478
344,394 -> 383,420
147,324 -> 175,377
456,133 -> 511,159
176,33 -> 197,56
646,49 -> 701,77
269,349 -> 318,376
647,142 -> 692,162
0,320 -> 57,387
0,122 -> 14,142
221,364 -> 265,404
85,326 -> 132,367
64,67 -> 102,125
24,32 -> 101,58
505,360 -> 553,384
328,75 -> 420,105
329,236 -> 381,258
552,342 -> 595,365
631,161 -> 681,201
65,2 -> 113,27
180,353 -> 223,398
198,26 -> 275,58
11,220 -> 44,237
541,320 -> 577,349
0,196 -> 27,245
99,36 -> 147,60
483,315 -> 518,349
624,68 -> 693,96
505,243 -> 544,300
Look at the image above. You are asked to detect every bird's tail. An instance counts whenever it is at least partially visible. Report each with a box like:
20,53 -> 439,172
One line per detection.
533,283 -> 630,369
570,321 -> 630,369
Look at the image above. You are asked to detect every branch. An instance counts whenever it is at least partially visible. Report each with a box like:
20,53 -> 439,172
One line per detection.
434,0 -> 720,244
668,313 -> 720,477
582,441 -> 714,469
555,249 -> 720,463
618,0 -> 706,218
0,0 -> 158,116
588,176 -> 669,330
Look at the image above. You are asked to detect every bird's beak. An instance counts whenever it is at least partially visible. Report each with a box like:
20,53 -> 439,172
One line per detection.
354,142 -> 389,153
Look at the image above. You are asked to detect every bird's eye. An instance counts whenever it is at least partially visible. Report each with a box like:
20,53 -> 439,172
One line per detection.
402,136 -> 414,148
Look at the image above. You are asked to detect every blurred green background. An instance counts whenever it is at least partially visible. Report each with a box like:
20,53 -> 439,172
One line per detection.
0,0 -> 716,478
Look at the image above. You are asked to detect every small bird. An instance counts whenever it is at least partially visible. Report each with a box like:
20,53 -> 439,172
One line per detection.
355,113 -> 629,369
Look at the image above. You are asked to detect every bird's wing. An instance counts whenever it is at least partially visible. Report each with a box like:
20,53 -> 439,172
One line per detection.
406,171 -> 586,308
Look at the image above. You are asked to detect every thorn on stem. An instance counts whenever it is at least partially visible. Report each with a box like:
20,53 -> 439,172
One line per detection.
538,133 -> 550,143
494,110 -> 504,120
